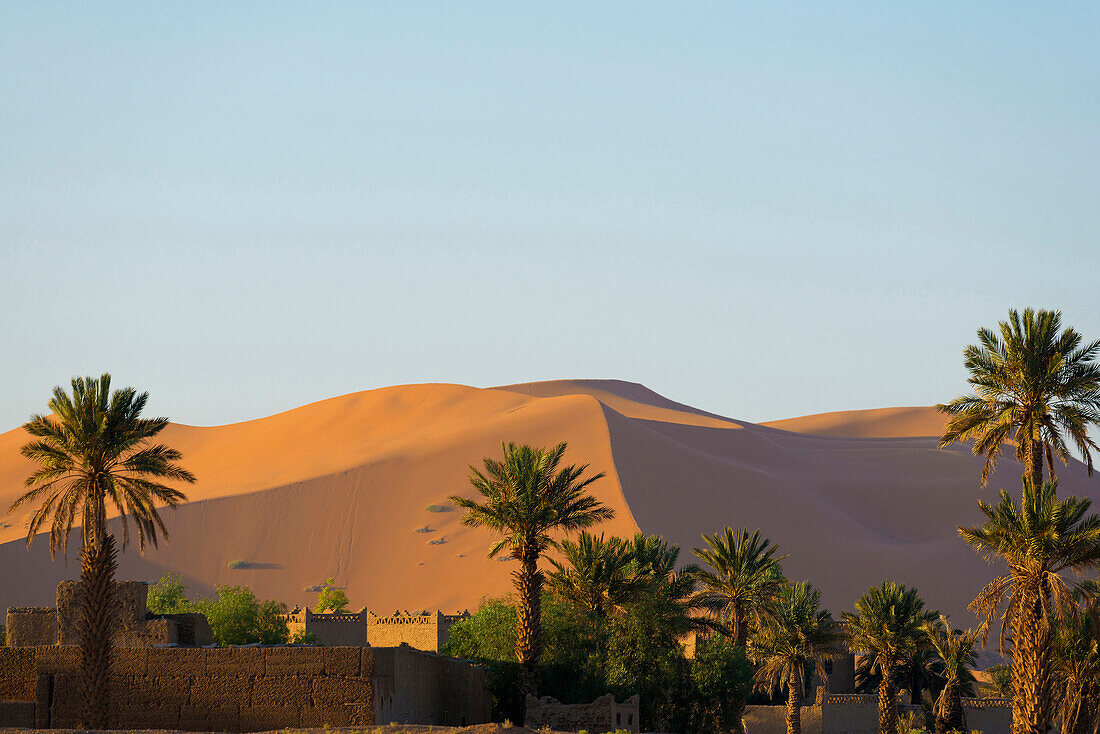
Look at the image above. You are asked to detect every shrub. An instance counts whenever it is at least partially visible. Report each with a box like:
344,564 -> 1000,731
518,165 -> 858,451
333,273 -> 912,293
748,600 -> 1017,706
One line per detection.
313,578 -> 350,613
228,559 -> 249,569
290,630 -> 321,645
425,504 -> 451,512
147,572 -> 188,614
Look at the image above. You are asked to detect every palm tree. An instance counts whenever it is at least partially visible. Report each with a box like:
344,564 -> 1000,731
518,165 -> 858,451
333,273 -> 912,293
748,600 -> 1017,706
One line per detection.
692,527 -> 788,647
750,582 -> 845,734
959,479 -> 1100,734
922,615 -> 980,734
451,441 -> 612,710
938,308 -> 1100,489
842,581 -> 937,734
547,531 -> 637,620
1051,585 -> 1100,734
7,374 -> 194,729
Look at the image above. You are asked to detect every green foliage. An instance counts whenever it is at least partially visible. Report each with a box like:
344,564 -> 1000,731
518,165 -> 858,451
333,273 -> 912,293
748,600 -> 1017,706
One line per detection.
289,630 -> 321,645
146,571 -> 189,614
313,577 -> 350,613
442,578 -> 754,732
980,664 -> 1012,697
189,585 -> 289,645
443,596 -> 520,661
228,559 -> 249,569
145,573 -> 289,646
425,504 -> 452,513
684,635 -> 754,734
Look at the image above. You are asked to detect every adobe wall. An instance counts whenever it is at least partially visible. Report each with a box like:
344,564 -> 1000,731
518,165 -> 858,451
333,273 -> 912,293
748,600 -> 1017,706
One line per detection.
742,690 -> 1012,734
5,608 -> 58,647
744,703 -> 822,734
368,612 -> 443,651
524,693 -> 641,734
286,609 -> 371,647
373,645 -> 491,726
0,645 -> 375,732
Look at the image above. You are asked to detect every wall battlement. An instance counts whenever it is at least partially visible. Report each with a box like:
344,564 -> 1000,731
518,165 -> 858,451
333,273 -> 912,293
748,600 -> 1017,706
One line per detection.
281,608 -> 470,650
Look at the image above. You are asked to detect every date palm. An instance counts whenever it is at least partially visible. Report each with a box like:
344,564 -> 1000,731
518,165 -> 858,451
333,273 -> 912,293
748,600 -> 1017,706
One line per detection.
451,441 -> 611,713
7,374 -> 194,729
750,582 -> 845,734
960,480 -> 1100,734
922,615 -> 980,734
547,531 -> 637,620
938,308 -> 1100,489
842,581 -> 937,734
692,527 -> 788,647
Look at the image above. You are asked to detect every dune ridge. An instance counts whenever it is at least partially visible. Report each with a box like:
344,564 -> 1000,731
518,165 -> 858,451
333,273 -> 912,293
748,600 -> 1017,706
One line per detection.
1,380 -> 1096,628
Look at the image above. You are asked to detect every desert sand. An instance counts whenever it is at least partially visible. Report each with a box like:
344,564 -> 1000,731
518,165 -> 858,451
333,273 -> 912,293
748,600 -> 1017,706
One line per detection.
0,379 -> 1096,628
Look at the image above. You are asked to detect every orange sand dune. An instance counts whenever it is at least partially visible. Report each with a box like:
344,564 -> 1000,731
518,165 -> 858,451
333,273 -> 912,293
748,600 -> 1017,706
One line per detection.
0,381 -> 1096,629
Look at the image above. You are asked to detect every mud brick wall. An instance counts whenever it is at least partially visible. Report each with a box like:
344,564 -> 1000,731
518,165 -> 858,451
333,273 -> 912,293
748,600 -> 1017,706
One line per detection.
4,608 -> 57,648
33,646 -> 374,732
373,645 -> 491,726
524,693 -> 641,734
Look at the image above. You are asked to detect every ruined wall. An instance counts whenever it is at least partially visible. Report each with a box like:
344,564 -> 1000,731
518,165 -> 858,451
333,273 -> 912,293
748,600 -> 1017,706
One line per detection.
524,694 -> 641,734
744,703 -> 822,734
0,645 -> 375,732
5,608 -> 57,647
373,645 -> 491,726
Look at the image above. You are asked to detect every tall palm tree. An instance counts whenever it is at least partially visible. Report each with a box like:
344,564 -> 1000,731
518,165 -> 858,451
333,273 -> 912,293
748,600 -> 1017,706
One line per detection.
938,308 -> 1100,489
959,479 -> 1100,734
7,374 -> 194,729
922,615 -> 980,734
692,527 -> 788,647
842,581 -> 937,734
451,441 -> 612,710
1051,585 -> 1100,734
750,582 -> 845,734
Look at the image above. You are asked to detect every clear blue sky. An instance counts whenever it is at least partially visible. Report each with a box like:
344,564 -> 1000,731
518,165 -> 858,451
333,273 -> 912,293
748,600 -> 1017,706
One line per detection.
2,2 -> 1098,430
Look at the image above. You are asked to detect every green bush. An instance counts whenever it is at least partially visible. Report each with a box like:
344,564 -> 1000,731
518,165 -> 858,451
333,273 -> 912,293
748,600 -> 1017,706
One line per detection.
228,559 -> 249,569
313,577 -> 350,613
425,504 -> 452,512
290,630 -> 321,645
145,573 -> 289,646
147,572 -> 189,614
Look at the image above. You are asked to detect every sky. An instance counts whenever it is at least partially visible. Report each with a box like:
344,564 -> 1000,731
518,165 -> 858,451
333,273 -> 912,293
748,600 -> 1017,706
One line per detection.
2,2 -> 1098,431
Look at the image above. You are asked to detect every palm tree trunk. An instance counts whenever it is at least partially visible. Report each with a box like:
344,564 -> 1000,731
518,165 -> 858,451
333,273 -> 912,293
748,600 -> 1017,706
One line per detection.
786,670 -> 802,734
935,681 -> 963,734
1013,588 -> 1053,734
78,534 -> 117,730
879,664 -> 899,734
1028,439 -> 1044,491
731,603 -> 747,648
513,545 -> 543,722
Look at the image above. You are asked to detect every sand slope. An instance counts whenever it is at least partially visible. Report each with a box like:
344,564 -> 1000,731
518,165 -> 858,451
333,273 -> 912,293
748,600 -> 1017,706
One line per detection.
1,380 -> 1097,629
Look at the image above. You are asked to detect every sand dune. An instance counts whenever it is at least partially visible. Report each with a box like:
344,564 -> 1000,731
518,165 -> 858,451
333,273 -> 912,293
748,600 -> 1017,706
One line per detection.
1,380 -> 1097,632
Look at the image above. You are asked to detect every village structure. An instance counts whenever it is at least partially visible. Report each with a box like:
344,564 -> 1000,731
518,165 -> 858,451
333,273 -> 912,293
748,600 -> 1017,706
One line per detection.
0,580 -> 1009,734
280,607 -> 471,651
